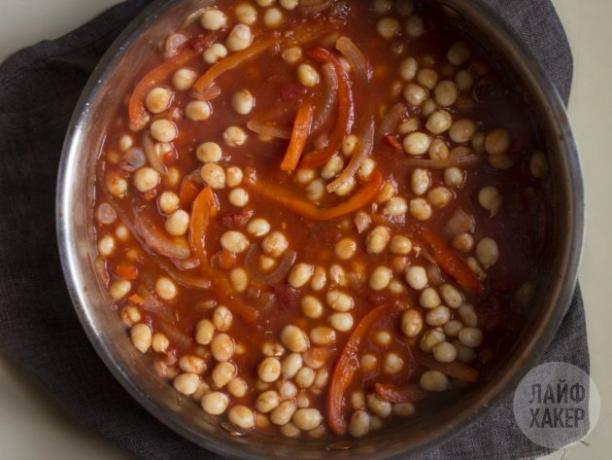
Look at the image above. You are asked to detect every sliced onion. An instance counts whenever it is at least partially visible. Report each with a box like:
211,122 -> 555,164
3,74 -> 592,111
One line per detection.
157,320 -> 193,350
247,119 -> 291,139
300,0 -> 333,15
245,245 -> 297,285
199,84 -> 222,101
95,256 -> 110,286
137,286 -> 176,323
121,147 -> 145,172
427,263 -> 445,286
160,261 -> 211,289
445,208 -> 476,237
132,208 -> 191,260
164,33 -> 189,59
142,132 -> 168,175
170,257 -> 200,271
377,102 -> 407,138
328,36 -> 374,193
311,63 -> 339,133
95,202 -> 117,225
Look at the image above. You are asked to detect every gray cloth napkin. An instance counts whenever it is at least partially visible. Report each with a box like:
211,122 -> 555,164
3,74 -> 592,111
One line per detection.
0,1 -> 587,459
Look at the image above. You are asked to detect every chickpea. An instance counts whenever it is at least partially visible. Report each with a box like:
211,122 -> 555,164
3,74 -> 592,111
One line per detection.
223,126 -> 248,147
403,83 -> 427,106
164,209 -> 189,236
310,326 -> 336,346
158,191 -> 180,214
420,287 -> 441,309
154,276 -> 176,300
399,57 -> 418,81
293,408 -> 322,431
211,333 -> 235,362
229,267 -> 249,292
409,198 -> 432,221
334,237 -> 357,260
247,218 -> 271,237
416,68 -> 438,90
133,167 -> 160,192
145,87 -> 173,114
212,361 -> 236,388
383,352 -> 405,375
300,295 -> 323,319
226,166 -> 244,188
118,135 -> 133,152
297,63 -> 320,88
488,153 -> 514,170
420,329 -> 446,353
377,17 -> 401,39
280,423 -> 300,438
185,101 -> 212,122
403,132 -> 432,156
120,306 -> 141,327
341,134 -> 359,157
434,80 -> 458,107
444,166 -> 465,188
459,304 -> 478,328
97,235 -> 115,257
383,197 -> 408,216
401,309 -> 423,338
366,225 -> 391,254
329,312 -> 354,332
261,231 -> 288,257
411,168 -> 431,196
405,265 -> 428,290
172,67 -> 197,91
439,284 -> 464,309
263,7 -> 284,28
360,353 -> 378,372
394,402 -> 416,417
367,393 -> 392,418
455,69 -> 474,91
281,353 -> 303,379
226,377 -> 247,398
288,263 -> 314,288
295,367 -> 316,388
258,357 -> 282,383
530,151 -> 549,178
458,327 -> 484,348
426,110 -> 452,134
219,230 -> 249,254
280,0 -> 299,10
369,266 -> 393,291
110,280 -> 132,300
448,41 -> 471,66
212,305 -> 233,331
349,410 -> 370,438
426,305 -> 451,326
485,128 -> 510,155
476,237 -> 499,269
326,290 -> 354,312
106,173 -> 128,198
228,187 -> 249,207
196,142 -> 221,163
444,320 -> 464,338
232,89 -> 255,115
227,24 -> 253,51
229,405 -> 255,430
420,370 -> 450,392
335,176 -> 356,196
200,8 -> 227,30
282,46 -> 303,65
433,341 -> 457,363
321,155 -> 344,179
305,178 -> 325,202
358,158 -> 376,181
173,373 -> 200,396
351,391 -> 366,410
280,325 -> 310,353
235,3 -> 257,25
203,43 -> 228,64
421,98 -> 437,117
278,380 -> 298,399
478,186 -> 502,217
150,119 -> 177,143
452,232 -> 474,253
201,391 -> 229,415
310,266 -> 327,291
130,323 -> 152,353
455,341 -> 477,363
427,186 -> 453,209
195,319 -> 215,345
270,400 -> 297,426
256,390 -> 281,413
448,119 -> 475,144
405,14 -> 424,38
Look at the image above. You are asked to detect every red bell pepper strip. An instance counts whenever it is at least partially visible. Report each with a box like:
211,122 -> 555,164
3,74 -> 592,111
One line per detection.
416,225 -> 484,294
327,303 -> 395,435
128,47 -> 198,131
249,170 -> 383,221
179,176 -> 201,209
189,187 -> 219,270
374,383 -> 429,404
300,47 -> 354,169
280,101 -> 315,172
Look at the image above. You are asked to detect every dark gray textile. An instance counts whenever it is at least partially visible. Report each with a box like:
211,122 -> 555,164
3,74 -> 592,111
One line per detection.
0,1 -> 585,459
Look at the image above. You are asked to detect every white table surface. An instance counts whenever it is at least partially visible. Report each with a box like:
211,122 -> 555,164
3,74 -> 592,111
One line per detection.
1,1 -> 611,459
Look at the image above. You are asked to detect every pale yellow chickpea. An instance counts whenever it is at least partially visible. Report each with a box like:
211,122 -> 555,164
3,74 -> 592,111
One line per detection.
203,43 -> 228,64
158,191 -> 180,214
256,390 -> 280,413
328,312 -> 354,332
288,263 -> 314,288
130,323 -> 152,353
389,235 -> 412,255
360,354 -> 378,372
478,186 -> 503,217
383,352 -> 404,374
399,57 -> 418,81
121,306 -> 141,327
220,230 -> 250,253
476,237 -> 499,269
403,132 -> 432,155
366,225 -> 391,254
165,209 -> 190,236
201,8 -> 227,30
134,167 -> 160,192
201,391 -> 230,415
200,163 -> 226,189
150,119 -> 177,142
420,286 -> 441,308
195,319 -> 215,345
247,217 -> 271,237
401,309 -> 423,337
411,168 -> 431,195
334,176 -> 356,197
426,305 -> 451,326
420,329 -> 446,353
369,266 -> 393,291
485,128 -> 510,155
335,237 -> 357,260
455,69 -> 474,91
458,327 -> 484,348
403,83 -> 427,106
223,126 -> 248,147
447,41 -> 471,66
383,196 -> 408,216
270,400 -> 297,426
97,235 -> 115,257
293,408 -> 322,431
228,187 -> 249,207
258,357 -> 282,382
263,7 -> 284,28
440,283 -> 464,308
367,393 -> 392,418
211,333 -> 235,362
172,67 -> 197,91
145,87 -> 173,114
434,80 -> 458,107
261,231 -> 288,257
427,186 -> 453,208
229,267 -> 249,292
409,197 -> 432,220
358,158 -> 376,181
228,377 -> 248,398
297,63 -> 320,88
310,326 -> 336,346
305,178 -> 325,202
349,410 -> 370,438
377,17 -> 401,39
326,290 -> 354,312
426,110 -> 452,134
232,89 -> 255,115
173,373 -> 200,395
301,295 -> 323,319
321,155 -> 344,179
229,405 -> 255,429
118,134 -> 133,152
155,276 -> 177,300
449,118 -> 476,144
405,14 -> 424,38
420,370 -> 450,392
110,280 -> 132,300
196,141 -> 222,163
444,166 -> 465,188
417,68 -> 438,89
185,100 -> 212,121
433,341 -> 457,363
342,134 -> 359,156
226,166 -> 244,187
235,3 -> 257,25
280,325 -> 310,353
282,46 -> 303,64
530,151 -> 549,178
405,265 -> 428,289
